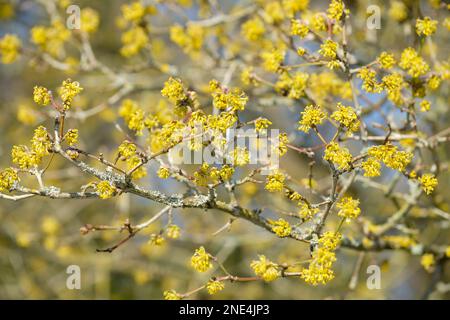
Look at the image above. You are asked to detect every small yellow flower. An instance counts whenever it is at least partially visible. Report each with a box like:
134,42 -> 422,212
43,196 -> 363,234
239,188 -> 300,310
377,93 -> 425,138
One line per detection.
157,167 -> 171,179
298,202 -> 319,221
190,246 -> 213,272
206,279 -> 225,295
269,218 -> 291,237
418,173 -> 438,195
96,181 -> 116,199
161,77 -> 187,104
166,224 -> 181,239
416,17 -> 438,37
80,8 -> 100,33
254,118 -> 272,133
0,33 -> 21,64
0,168 -> 19,192
149,234 -> 165,246
336,196 -> 361,220
290,19 -> 309,37
163,289 -> 182,300
319,40 -> 338,59
241,17 -> 265,41
361,157 -> 381,177
377,52 -> 396,69
420,253 -> 435,272
59,79 -> 83,109
250,255 -> 280,282
265,171 -> 285,192
33,86 -> 51,106
420,100 -> 431,112
323,142 -> 353,171
64,129 -> 78,146
118,141 -> 136,159
327,0 -> 344,21
298,105 -> 327,133
331,103 -> 360,133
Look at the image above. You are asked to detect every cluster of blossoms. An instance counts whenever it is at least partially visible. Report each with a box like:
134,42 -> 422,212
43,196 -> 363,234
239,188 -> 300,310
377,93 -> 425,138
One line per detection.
366,143 -> 413,173
0,34 -> 21,64
250,255 -> 280,282
336,196 -> 361,221
300,232 -> 342,285
95,181 -> 117,200
268,218 -> 292,238
118,1 -> 155,57
323,142 -> 353,171
190,246 -> 213,273
298,105 -> 327,133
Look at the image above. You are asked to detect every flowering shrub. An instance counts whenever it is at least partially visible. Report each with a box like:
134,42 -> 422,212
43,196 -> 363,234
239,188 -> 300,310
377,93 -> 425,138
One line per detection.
0,0 -> 449,299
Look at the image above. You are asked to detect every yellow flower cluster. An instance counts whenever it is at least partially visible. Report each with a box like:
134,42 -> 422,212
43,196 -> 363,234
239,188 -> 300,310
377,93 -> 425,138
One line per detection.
415,17 -> 438,37
0,34 -> 21,64
420,100 -> 431,112
12,126 -> 51,169
269,218 -> 291,237
242,17 -> 265,41
149,234 -> 165,246
120,26 -> 149,57
265,171 -> 285,192
263,1 -> 285,24
33,86 -> 51,106
382,235 -> 417,249
382,72 -> 405,105
399,47 -> 429,78
377,52 -> 396,69
319,39 -> 338,59
0,168 -> 19,192
250,255 -> 280,282
119,99 -> 158,136
157,167 -> 171,179
211,80 -> 248,111
275,72 -> 309,99
64,129 -> 78,146
261,47 -> 285,72
59,79 -> 83,110
166,224 -> 181,239
361,157 -> 381,177
337,196 -> 361,220
254,118 -> 272,133
420,253 -> 435,272
170,24 -> 205,55
323,142 -> 352,171
298,202 -> 319,221
298,105 -> 327,133
163,289 -> 181,300
331,103 -> 360,133
118,141 -> 137,159
327,0 -> 345,21
80,8 -> 100,33
389,1 -> 408,22
206,279 -> 225,295
418,173 -> 438,195
31,21 -> 70,57
368,143 -> 413,172
162,77 -> 188,105
229,147 -> 250,167
121,1 -> 149,23
190,246 -> 212,272
96,181 -> 116,199
300,232 -> 341,285
290,19 -> 309,37
357,68 -> 382,93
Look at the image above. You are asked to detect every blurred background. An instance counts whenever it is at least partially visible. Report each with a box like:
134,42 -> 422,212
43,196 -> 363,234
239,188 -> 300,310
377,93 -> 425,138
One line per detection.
0,0 -> 449,299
